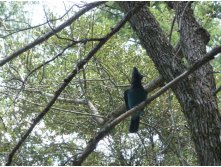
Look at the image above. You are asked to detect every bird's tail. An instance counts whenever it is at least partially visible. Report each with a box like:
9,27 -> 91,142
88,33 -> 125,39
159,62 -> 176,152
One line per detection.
129,115 -> 140,133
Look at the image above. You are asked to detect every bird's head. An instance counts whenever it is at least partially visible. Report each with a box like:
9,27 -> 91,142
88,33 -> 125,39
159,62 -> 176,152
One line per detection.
132,67 -> 143,81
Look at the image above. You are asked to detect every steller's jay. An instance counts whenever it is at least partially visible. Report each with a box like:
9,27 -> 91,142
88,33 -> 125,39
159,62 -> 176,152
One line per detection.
124,67 -> 147,133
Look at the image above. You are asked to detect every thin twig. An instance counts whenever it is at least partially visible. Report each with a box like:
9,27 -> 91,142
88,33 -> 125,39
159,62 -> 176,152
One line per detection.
169,16 -> 176,43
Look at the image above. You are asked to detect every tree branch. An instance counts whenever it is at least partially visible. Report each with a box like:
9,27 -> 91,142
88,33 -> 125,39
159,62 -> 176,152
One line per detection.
72,46 -> 221,165
5,2 -> 142,165
87,100 -> 105,124
214,85 -> 221,95
0,1 -> 105,67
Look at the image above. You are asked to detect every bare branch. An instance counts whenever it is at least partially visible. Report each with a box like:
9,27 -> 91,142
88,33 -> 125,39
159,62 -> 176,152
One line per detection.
72,46 -> 221,165
87,100 -> 105,124
5,3 -> 145,165
144,75 -> 164,92
0,1 -> 106,67
45,93 -> 87,105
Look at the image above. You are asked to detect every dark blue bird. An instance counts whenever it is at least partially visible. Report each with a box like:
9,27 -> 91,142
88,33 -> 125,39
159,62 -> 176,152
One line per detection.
124,67 -> 147,133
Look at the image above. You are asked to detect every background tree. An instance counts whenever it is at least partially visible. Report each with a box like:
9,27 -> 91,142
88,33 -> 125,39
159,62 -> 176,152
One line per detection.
0,1 -> 221,165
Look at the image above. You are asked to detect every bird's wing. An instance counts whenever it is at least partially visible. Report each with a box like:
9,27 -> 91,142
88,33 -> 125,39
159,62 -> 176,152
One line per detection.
124,89 -> 129,110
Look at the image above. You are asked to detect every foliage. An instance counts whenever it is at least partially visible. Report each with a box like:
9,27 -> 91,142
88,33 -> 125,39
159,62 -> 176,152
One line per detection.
0,1 -> 220,165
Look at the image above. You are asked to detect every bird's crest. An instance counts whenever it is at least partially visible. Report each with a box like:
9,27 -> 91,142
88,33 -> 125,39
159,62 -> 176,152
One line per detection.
132,67 -> 143,81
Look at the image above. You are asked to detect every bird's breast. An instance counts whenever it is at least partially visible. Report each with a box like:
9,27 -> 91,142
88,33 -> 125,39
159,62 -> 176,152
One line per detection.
127,88 -> 147,109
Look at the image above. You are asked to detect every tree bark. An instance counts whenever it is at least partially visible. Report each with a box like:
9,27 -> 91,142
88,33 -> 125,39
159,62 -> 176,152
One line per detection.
119,2 -> 221,165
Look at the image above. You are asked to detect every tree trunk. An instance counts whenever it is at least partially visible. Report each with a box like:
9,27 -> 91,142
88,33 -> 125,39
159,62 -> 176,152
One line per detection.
119,2 -> 221,165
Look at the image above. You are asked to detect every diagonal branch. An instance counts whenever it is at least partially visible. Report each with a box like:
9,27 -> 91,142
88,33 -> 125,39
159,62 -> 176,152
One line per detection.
0,1 -> 105,67
5,3 -> 146,166
72,46 -> 221,165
